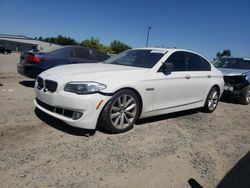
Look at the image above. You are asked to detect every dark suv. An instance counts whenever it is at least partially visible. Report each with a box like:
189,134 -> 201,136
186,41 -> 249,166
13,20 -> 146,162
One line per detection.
17,46 -> 110,78
214,57 -> 250,104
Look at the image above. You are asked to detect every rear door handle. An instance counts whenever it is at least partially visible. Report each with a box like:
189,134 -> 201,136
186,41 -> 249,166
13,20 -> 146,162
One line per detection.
185,75 -> 191,79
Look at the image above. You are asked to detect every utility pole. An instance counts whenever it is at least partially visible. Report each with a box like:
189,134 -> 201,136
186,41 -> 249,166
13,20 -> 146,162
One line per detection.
146,26 -> 152,47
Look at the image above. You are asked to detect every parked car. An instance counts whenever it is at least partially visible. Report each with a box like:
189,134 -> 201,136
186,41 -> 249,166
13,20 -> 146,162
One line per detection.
17,46 -> 110,78
0,46 -> 11,54
213,57 -> 250,105
34,48 -> 224,133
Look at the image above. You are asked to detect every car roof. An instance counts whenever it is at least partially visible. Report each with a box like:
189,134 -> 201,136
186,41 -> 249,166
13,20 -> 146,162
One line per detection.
220,56 -> 250,60
134,47 -> 200,54
39,45 -> 105,53
133,47 -> 209,61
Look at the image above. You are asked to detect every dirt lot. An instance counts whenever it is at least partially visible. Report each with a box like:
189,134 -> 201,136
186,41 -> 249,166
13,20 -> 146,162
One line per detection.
0,53 -> 249,188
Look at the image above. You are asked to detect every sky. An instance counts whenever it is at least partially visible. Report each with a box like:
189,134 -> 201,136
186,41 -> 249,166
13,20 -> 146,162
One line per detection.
0,0 -> 249,59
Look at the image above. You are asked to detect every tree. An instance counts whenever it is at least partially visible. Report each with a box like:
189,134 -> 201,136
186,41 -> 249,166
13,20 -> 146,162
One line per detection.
81,37 -> 103,50
216,49 -> 231,58
110,40 -> 131,54
57,35 -> 77,45
43,35 -> 77,45
81,37 -> 118,53
36,35 -> 131,54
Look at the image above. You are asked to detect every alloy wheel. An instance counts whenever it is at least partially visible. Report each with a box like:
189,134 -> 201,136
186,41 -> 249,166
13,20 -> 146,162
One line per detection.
110,94 -> 137,129
246,87 -> 250,104
207,89 -> 219,111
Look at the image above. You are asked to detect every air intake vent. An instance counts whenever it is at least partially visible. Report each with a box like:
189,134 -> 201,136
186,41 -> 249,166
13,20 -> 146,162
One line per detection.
45,80 -> 58,92
37,76 -> 44,90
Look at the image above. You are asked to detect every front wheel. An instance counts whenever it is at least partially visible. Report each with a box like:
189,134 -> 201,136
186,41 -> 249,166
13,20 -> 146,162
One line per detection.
99,89 -> 140,133
203,87 -> 219,113
240,85 -> 250,105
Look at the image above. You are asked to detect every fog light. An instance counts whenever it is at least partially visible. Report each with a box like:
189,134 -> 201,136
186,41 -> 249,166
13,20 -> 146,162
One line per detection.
72,111 -> 83,120
229,86 -> 234,91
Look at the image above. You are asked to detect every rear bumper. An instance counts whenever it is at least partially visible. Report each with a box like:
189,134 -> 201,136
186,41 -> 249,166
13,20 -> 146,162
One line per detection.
17,64 -> 44,79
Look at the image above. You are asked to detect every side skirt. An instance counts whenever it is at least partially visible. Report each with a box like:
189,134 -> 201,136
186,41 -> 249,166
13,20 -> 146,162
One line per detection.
139,100 -> 204,119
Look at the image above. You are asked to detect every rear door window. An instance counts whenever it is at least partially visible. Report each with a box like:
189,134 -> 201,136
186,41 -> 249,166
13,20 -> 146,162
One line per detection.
200,57 -> 211,71
165,51 -> 187,71
186,52 -> 211,71
186,52 -> 203,71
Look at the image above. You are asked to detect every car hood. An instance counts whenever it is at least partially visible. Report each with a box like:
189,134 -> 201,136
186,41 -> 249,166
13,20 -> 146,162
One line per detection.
39,63 -> 149,82
218,68 -> 250,76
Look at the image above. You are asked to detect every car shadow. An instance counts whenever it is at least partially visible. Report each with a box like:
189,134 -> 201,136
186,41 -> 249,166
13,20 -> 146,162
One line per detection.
219,93 -> 246,105
34,108 -> 96,137
136,109 -> 199,125
19,80 -> 35,88
217,151 -> 250,188
188,178 -> 203,188
34,108 -> 199,136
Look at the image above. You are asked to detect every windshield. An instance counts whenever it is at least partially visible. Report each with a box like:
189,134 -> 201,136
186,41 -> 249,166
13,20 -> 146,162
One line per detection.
213,58 -> 250,70
103,49 -> 165,68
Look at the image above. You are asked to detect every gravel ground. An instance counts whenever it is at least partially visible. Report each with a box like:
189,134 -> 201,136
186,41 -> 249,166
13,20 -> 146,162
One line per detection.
0,54 -> 249,188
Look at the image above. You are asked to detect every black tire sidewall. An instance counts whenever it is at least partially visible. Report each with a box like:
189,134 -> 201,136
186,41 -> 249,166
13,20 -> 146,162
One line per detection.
241,85 -> 250,105
204,87 -> 219,113
100,89 -> 140,133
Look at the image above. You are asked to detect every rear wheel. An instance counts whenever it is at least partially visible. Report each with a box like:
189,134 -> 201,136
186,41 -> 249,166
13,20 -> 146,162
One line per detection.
203,87 -> 219,113
240,85 -> 250,105
99,89 -> 140,133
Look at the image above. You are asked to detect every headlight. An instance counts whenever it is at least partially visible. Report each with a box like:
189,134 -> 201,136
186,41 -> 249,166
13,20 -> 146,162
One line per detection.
64,81 -> 106,94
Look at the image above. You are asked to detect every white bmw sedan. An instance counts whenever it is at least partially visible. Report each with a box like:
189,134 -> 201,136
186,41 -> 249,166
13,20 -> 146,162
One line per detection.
35,48 -> 224,133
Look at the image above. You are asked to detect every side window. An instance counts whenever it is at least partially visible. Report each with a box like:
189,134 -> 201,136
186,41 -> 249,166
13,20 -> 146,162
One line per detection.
200,57 -> 211,71
186,52 -> 204,71
165,51 -> 186,71
94,50 -> 109,62
75,48 -> 91,59
186,52 -> 211,71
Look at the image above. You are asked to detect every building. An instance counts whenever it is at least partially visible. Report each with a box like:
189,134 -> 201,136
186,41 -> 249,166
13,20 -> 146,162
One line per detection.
0,34 -> 59,52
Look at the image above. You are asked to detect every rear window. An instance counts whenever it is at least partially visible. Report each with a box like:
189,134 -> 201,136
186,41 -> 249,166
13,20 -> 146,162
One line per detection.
75,48 -> 91,59
38,46 -> 63,53
94,50 -> 110,62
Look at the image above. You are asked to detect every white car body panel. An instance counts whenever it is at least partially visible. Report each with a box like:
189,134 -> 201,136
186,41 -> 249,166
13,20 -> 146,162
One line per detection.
35,48 -> 224,130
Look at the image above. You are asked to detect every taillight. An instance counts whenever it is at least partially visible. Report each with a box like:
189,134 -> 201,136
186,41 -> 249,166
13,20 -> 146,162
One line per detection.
26,54 -> 40,63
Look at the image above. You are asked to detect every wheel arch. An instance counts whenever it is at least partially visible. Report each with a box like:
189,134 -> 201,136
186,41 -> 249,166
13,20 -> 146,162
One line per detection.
113,87 -> 143,116
211,84 -> 221,96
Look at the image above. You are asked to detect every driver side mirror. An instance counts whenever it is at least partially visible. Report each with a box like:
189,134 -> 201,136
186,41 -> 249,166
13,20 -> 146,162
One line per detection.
160,62 -> 174,74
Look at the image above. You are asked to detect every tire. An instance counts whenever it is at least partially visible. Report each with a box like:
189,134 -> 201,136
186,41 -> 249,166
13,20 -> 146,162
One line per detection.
99,89 -> 140,133
240,85 -> 250,105
203,86 -> 219,113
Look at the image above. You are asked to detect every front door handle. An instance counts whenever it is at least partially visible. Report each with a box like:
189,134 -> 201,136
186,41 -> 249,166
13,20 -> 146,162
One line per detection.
207,74 -> 212,78
185,75 -> 191,79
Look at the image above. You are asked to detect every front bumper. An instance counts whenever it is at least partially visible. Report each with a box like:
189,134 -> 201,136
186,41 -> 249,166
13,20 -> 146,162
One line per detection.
35,87 -> 111,129
223,85 -> 240,95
